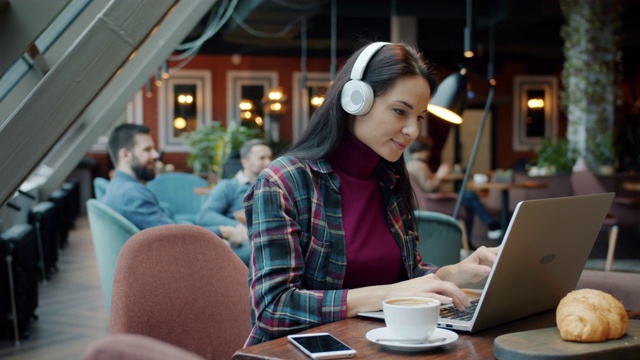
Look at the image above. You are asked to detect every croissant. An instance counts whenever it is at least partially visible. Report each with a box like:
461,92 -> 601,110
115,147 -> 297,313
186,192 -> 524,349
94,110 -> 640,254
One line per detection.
556,288 -> 628,342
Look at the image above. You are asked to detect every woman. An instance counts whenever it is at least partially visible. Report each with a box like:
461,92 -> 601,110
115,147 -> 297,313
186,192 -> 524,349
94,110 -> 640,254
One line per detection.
243,42 -> 498,345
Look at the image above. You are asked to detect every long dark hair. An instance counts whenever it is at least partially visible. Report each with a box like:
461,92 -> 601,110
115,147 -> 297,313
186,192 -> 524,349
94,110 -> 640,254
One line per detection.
286,42 -> 439,232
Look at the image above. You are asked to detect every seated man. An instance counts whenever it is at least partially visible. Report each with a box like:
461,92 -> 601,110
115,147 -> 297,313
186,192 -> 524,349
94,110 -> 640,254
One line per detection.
406,136 -> 502,241
196,138 -> 273,239
102,123 -> 250,263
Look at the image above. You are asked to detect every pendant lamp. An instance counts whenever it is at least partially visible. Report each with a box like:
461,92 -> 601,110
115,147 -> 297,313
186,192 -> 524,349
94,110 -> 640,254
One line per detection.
427,69 -> 467,124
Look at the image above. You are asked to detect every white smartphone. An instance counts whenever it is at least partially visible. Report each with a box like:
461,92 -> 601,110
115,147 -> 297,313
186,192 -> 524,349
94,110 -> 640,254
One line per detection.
287,332 -> 357,359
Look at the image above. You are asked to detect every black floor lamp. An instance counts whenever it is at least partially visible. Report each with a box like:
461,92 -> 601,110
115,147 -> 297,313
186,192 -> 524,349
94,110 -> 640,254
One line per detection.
427,58 -> 496,220
426,0 -> 497,220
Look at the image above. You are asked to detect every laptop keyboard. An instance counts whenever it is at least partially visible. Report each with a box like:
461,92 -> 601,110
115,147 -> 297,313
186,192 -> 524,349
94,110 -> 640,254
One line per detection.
439,299 -> 479,321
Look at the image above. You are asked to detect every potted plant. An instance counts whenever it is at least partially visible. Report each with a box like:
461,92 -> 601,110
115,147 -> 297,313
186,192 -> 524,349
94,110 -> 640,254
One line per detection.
183,122 -> 260,182
590,132 -> 617,175
530,138 -> 576,176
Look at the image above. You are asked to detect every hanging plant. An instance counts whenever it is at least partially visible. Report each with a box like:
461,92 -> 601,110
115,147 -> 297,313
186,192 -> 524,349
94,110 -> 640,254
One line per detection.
559,0 -> 622,172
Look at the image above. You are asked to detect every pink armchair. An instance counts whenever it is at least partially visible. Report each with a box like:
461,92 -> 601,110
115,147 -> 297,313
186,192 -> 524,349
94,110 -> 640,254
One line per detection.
110,224 -> 250,359
571,160 -> 640,271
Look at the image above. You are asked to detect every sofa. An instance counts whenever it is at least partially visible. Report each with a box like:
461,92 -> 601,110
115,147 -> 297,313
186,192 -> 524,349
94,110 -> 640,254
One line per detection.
576,269 -> 640,310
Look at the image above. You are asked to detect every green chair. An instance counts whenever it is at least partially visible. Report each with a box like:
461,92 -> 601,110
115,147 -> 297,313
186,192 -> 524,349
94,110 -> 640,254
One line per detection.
146,173 -> 209,224
93,177 -> 109,201
86,199 -> 140,311
414,210 -> 465,267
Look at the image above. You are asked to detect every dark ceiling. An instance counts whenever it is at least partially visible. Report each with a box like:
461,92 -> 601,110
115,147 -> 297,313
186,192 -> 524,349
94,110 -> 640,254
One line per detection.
184,0 -> 640,75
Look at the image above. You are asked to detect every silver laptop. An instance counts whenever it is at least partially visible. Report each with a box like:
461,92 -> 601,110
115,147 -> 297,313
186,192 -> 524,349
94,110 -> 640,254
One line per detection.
358,193 -> 614,332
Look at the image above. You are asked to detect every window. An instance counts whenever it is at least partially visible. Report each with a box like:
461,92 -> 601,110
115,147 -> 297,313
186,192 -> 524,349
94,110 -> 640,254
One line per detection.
226,71 -> 278,129
158,69 -> 212,151
512,76 -> 558,151
292,72 -> 331,142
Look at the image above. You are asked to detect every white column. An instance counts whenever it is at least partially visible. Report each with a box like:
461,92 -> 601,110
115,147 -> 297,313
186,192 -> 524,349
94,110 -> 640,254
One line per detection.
390,15 -> 417,45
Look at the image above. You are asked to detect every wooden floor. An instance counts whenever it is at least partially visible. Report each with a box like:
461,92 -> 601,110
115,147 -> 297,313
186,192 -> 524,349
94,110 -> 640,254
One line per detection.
0,215 -> 110,360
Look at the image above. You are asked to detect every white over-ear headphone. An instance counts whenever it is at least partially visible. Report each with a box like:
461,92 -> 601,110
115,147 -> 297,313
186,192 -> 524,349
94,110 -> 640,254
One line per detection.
340,42 -> 390,116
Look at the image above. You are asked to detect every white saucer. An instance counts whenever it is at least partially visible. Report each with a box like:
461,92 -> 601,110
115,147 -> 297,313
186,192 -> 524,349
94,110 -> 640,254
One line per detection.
365,327 -> 458,352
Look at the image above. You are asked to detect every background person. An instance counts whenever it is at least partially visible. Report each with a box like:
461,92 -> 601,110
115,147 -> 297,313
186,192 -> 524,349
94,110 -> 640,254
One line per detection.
406,136 -> 503,241
102,124 -> 173,229
243,42 -> 499,345
196,139 -> 273,255
102,123 -> 250,264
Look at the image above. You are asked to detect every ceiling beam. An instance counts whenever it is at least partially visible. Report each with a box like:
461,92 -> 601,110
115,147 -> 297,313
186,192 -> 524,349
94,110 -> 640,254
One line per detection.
0,0 -> 70,77
38,0 -> 220,199
0,0 -> 177,207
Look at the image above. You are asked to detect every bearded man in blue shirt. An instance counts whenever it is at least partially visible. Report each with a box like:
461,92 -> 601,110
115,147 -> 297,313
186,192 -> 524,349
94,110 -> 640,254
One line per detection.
102,123 -> 250,263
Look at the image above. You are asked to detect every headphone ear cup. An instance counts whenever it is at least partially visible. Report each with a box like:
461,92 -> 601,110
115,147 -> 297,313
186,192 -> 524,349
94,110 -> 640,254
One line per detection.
341,79 -> 374,116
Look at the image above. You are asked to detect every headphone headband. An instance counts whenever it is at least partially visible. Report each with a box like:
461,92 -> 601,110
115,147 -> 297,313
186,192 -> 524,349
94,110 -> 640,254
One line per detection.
349,42 -> 391,80
341,42 -> 391,116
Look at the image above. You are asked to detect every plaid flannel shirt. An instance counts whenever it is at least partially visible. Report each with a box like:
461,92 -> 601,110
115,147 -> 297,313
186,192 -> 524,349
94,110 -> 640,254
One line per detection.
243,155 -> 437,345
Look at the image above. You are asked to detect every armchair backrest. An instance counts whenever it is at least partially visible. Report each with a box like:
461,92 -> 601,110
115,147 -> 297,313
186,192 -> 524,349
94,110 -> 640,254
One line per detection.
146,173 -> 209,222
110,224 -> 251,360
86,199 -> 140,311
414,210 -> 462,266
409,176 -> 460,216
409,176 -> 431,210
570,168 -> 607,195
93,177 -> 109,201
83,334 -> 206,360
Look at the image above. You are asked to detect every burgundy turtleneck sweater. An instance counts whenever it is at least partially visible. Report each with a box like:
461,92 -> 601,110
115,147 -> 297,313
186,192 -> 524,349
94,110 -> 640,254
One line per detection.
328,132 -> 405,289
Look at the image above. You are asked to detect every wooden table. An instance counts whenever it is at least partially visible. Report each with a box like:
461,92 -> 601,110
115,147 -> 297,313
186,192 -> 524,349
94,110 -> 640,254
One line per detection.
623,181 -> 640,192
233,311 -> 560,359
235,311 -> 640,359
442,173 -> 466,182
466,181 -> 547,233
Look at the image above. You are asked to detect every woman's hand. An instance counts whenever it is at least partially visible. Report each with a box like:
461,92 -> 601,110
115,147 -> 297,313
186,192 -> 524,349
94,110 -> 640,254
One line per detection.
346,248 -> 500,317
220,224 -> 249,247
390,273 -> 471,310
436,246 -> 500,287
346,273 -> 471,316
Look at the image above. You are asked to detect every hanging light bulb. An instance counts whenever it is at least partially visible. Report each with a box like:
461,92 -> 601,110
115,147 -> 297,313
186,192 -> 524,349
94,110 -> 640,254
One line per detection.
161,61 -> 170,80
310,95 -> 325,108
463,0 -> 475,58
270,102 -> 283,112
154,71 -> 162,87
527,98 -> 545,109
173,117 -> 187,130
145,79 -> 153,98
238,99 -> 254,111
267,87 -> 284,101
178,94 -> 194,104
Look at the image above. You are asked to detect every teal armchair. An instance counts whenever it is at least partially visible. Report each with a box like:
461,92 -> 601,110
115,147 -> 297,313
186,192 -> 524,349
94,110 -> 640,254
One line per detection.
86,199 -> 140,311
146,173 -> 209,224
93,177 -> 109,201
414,210 -> 466,267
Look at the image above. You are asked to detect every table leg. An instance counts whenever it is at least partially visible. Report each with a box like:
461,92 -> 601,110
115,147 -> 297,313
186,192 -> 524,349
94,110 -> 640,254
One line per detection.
500,190 -> 509,233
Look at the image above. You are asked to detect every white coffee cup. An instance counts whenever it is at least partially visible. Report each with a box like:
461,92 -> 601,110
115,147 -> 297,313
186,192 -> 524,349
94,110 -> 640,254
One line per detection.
473,173 -> 489,184
382,297 -> 440,341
